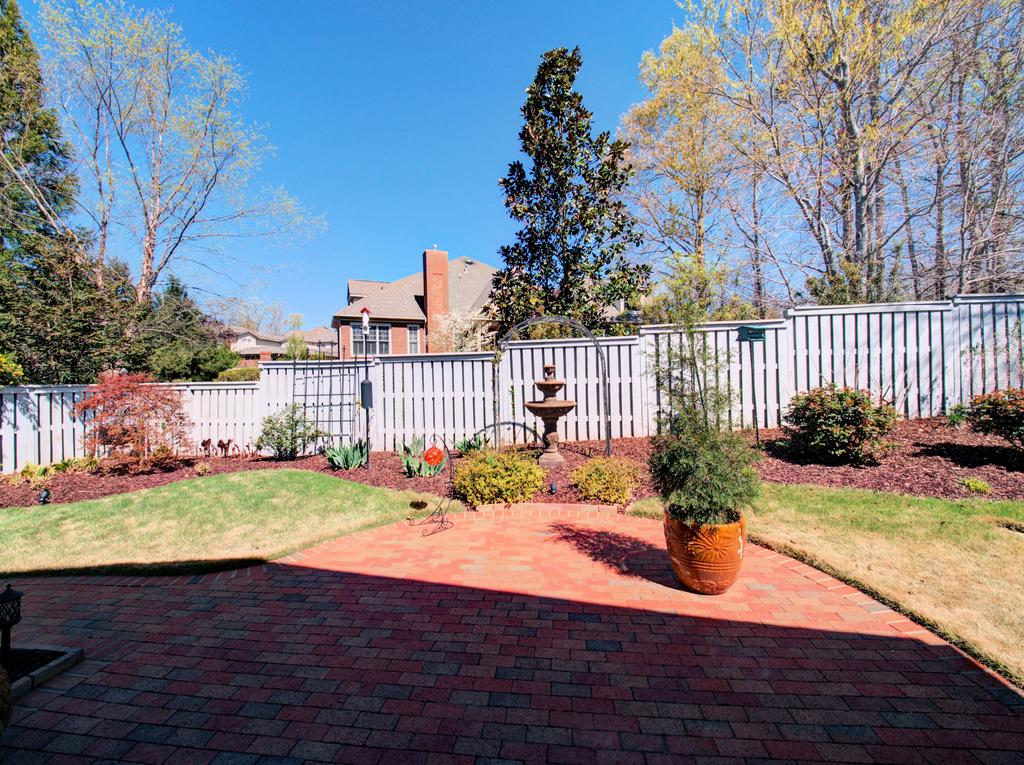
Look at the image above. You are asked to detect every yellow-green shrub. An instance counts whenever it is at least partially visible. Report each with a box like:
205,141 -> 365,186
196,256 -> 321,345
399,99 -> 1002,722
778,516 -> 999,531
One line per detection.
571,457 -> 641,505
453,450 -> 544,507
217,366 -> 260,382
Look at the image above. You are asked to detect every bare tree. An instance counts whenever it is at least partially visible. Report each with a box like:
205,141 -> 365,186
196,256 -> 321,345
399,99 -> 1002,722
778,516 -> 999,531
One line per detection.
36,0 -> 323,302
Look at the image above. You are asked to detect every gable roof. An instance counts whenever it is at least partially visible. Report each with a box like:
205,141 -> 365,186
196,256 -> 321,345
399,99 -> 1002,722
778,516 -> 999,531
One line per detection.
334,256 -> 496,323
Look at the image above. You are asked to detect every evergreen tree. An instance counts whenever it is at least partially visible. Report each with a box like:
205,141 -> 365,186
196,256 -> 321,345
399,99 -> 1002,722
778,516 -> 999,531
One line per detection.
144,277 -> 239,382
490,47 -> 651,336
0,0 -> 119,384
0,0 -> 75,252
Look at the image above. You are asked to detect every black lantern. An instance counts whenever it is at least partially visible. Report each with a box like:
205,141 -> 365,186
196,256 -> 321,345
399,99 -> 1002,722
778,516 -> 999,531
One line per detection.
0,584 -> 22,664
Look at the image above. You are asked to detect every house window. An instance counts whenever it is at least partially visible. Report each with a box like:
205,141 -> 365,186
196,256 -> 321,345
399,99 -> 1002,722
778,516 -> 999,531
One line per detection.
351,323 -> 390,356
408,325 -> 420,353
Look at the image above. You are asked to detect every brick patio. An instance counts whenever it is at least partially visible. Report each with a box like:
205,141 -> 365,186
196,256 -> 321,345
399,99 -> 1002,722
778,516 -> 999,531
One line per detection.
1,505 -> 1021,764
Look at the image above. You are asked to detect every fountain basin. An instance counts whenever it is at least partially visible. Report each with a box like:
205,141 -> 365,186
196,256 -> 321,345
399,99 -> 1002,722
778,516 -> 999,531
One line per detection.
525,400 -> 577,420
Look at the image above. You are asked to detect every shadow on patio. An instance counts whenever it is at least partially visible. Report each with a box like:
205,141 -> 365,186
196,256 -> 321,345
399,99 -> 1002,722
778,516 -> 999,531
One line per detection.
2,512 -> 1022,764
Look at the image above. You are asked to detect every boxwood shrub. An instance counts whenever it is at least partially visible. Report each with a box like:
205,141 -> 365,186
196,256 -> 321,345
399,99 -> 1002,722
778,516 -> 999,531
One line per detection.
453,450 -> 544,507
571,457 -> 641,506
783,385 -> 897,465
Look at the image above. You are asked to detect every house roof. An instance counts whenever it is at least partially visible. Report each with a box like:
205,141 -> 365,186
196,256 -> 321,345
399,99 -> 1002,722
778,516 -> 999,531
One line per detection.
302,326 -> 336,343
334,256 -> 496,323
347,279 -> 389,297
226,325 -> 287,343
227,325 -> 336,345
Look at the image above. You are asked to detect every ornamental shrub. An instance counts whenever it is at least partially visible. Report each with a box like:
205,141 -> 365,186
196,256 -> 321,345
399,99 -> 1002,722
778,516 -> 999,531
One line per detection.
254,404 -> 325,459
783,385 -> 897,465
966,389 -> 1024,449
946,402 -> 968,429
453,450 -> 544,507
571,457 -> 641,506
216,366 -> 260,382
649,428 -> 760,526
76,372 -> 192,460
0,353 -> 24,385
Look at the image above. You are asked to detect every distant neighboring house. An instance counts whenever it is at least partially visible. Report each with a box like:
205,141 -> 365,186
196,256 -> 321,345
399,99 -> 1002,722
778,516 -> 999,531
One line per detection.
226,325 -> 339,364
332,249 -> 496,358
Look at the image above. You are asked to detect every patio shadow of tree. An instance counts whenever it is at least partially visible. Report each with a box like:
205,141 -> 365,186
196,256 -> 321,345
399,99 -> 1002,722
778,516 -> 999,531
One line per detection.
4,558 -> 1023,764
549,520 -> 679,588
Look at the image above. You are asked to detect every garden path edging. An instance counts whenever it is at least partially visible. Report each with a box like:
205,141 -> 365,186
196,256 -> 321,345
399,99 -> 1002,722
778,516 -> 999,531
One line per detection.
9,645 -> 83,701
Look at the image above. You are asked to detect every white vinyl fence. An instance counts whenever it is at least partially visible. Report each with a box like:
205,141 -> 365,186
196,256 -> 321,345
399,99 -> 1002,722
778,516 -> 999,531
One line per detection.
2,293 -> 1023,473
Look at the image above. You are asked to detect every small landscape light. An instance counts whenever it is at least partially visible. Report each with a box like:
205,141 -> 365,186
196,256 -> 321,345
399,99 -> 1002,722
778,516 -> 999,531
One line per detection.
549,482 -> 557,495
38,488 -> 51,505
0,584 -> 23,663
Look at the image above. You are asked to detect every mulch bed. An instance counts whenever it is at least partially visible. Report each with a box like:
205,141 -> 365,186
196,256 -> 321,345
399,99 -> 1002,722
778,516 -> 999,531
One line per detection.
1,419 -> 1022,509
757,418 -> 1024,500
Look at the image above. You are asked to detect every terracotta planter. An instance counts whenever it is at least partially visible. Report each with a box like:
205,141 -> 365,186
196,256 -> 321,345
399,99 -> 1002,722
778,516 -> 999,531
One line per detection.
663,513 -> 746,595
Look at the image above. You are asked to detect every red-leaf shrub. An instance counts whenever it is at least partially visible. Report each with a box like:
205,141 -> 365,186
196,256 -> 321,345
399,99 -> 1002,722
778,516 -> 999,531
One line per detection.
76,372 -> 192,460
967,389 -> 1024,449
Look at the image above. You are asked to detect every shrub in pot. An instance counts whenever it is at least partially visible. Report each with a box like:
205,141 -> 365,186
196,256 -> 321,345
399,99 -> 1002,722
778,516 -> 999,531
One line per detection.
783,385 -> 897,465
649,421 -> 760,594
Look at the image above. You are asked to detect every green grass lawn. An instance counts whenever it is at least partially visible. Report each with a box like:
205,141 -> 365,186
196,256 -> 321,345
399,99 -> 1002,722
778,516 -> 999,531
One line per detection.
0,470 -> 458,577
631,484 -> 1024,688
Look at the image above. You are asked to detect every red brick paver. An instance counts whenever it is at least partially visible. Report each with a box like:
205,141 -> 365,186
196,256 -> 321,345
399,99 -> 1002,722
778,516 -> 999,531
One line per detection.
2,506 -> 1021,764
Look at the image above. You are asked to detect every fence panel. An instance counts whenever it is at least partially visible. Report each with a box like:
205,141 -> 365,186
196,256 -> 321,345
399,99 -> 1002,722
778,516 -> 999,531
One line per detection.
641,320 -> 789,431
173,382 -> 261,454
955,295 -> 1024,403
375,353 -> 495,451
787,302 -> 956,418
4,294 -> 1024,473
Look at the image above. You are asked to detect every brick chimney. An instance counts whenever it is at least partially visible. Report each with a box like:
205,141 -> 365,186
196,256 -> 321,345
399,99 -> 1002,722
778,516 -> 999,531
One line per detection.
423,249 -> 450,352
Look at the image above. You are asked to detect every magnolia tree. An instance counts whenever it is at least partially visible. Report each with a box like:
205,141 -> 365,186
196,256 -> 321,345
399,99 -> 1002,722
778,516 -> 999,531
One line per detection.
76,372 -> 192,459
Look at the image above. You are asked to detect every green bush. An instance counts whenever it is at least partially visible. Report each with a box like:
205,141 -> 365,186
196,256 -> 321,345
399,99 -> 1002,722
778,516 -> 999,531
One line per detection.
216,366 -> 260,382
326,440 -> 368,470
397,435 -> 447,477
52,455 -> 100,474
255,404 -> 325,459
946,402 -> 968,429
571,457 -> 641,506
959,476 -> 991,495
649,428 -> 760,526
453,450 -> 544,507
0,352 -> 24,385
783,385 -> 897,465
967,389 -> 1024,449
8,463 -> 53,487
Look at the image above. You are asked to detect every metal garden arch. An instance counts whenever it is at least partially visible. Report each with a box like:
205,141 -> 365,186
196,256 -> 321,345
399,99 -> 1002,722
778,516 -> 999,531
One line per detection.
491,316 -> 612,457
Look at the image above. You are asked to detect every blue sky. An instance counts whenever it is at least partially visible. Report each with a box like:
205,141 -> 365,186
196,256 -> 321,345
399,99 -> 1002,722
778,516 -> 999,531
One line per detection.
27,0 -> 687,328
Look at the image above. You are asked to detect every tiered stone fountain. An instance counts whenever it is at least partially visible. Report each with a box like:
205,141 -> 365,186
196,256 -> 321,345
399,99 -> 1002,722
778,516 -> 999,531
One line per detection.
525,363 -> 577,468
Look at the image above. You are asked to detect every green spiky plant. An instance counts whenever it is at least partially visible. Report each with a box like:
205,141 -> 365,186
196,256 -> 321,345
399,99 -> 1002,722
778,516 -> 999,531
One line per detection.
397,435 -> 447,477
325,439 -> 368,470
454,434 -> 486,455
